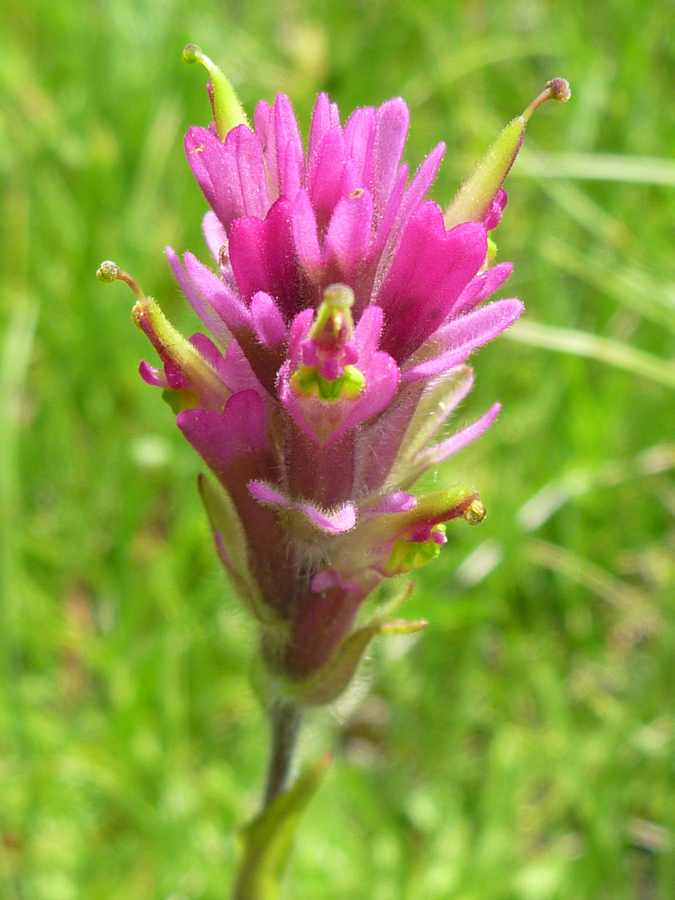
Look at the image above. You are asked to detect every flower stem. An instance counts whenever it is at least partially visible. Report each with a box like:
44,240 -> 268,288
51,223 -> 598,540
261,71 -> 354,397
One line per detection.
263,701 -> 301,809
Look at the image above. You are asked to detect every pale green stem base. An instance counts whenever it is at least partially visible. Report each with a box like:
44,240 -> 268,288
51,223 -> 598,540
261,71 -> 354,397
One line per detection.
230,702 -> 302,900
263,701 -> 301,809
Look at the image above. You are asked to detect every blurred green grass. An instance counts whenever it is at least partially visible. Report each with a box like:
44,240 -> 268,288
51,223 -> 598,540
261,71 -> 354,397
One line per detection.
1,0 -> 674,897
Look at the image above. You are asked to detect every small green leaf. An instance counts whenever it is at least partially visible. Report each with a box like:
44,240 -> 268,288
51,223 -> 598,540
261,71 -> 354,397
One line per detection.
294,615 -> 427,707
198,474 -> 274,623
232,754 -> 331,900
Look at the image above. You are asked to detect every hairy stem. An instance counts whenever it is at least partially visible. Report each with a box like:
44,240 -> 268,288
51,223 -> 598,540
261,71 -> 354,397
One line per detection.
263,701 -> 301,809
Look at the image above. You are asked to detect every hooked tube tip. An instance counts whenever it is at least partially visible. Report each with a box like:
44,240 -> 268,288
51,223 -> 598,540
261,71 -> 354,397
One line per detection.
523,78 -> 571,122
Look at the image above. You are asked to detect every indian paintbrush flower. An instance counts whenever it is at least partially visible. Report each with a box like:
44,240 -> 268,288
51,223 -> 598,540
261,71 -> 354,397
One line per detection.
98,58 -> 568,742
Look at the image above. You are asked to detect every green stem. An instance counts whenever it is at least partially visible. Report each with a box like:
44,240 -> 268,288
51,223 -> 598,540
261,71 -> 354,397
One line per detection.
262,701 -> 301,809
230,702 -> 303,900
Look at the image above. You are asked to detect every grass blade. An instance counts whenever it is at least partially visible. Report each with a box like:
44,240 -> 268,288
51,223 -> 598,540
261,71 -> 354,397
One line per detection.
505,319 -> 675,390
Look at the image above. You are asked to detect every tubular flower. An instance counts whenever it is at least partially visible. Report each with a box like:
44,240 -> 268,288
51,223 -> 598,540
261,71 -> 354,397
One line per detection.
99,56 -> 569,705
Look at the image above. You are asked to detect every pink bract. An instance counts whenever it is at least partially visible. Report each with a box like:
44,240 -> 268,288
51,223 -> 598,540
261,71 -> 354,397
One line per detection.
134,85 -> 524,697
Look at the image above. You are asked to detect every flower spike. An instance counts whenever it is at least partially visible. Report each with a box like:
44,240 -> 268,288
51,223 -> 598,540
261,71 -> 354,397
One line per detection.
183,43 -> 249,140
108,72 -> 569,713
444,78 -> 571,228
104,69 -> 572,892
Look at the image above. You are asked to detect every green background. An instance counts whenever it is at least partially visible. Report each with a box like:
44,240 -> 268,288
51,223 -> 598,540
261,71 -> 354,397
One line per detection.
2,0 -> 674,897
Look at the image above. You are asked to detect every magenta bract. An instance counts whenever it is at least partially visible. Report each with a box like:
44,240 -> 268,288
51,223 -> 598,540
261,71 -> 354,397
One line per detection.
133,80 -> 525,700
